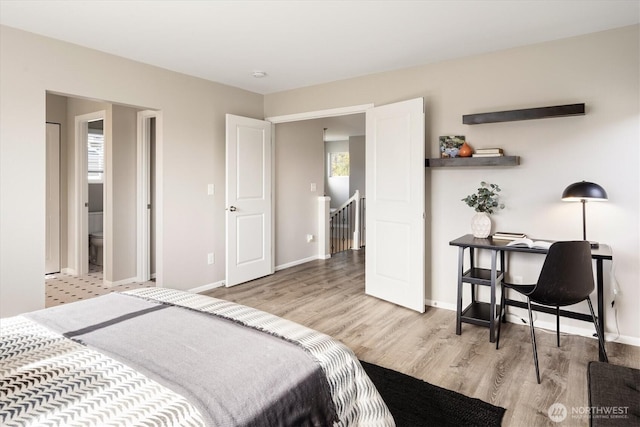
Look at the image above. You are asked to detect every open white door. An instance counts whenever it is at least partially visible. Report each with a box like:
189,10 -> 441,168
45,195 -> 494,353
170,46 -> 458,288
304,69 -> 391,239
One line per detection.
225,114 -> 273,287
45,123 -> 61,274
365,98 -> 425,312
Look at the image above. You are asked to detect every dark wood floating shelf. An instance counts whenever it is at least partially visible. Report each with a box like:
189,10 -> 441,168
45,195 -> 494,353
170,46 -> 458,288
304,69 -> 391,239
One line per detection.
463,103 -> 585,125
426,156 -> 520,167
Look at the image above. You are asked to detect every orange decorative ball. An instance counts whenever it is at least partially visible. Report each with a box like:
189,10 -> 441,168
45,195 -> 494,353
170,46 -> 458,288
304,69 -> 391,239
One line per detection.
459,142 -> 473,157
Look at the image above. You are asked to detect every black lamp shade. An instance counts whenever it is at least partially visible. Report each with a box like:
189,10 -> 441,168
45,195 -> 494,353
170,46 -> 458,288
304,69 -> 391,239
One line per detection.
562,181 -> 608,202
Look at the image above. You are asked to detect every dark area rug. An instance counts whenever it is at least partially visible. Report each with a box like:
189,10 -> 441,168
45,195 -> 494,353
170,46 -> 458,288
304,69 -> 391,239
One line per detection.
360,360 -> 506,427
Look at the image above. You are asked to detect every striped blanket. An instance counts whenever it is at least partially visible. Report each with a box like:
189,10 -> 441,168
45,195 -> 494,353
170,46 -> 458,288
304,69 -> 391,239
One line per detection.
1,288 -> 394,426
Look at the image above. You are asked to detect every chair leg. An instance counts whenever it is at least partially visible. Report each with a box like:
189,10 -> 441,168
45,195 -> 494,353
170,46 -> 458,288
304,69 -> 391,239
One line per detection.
586,298 -> 609,363
527,298 -> 541,384
556,306 -> 560,347
496,286 -> 506,350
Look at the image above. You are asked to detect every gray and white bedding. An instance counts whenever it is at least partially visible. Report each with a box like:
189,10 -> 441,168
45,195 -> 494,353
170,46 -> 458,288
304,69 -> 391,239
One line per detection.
1,288 -> 394,426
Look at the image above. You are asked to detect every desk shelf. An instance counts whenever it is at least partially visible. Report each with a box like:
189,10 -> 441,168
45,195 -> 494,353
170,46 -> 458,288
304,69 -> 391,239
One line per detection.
463,267 -> 504,285
461,302 -> 501,328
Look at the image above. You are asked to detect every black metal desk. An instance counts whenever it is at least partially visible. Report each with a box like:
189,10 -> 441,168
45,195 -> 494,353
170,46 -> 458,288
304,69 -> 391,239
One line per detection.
449,234 -> 612,361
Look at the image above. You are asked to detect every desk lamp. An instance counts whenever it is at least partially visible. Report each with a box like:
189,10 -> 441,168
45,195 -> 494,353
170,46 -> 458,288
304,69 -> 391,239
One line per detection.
562,181 -> 608,248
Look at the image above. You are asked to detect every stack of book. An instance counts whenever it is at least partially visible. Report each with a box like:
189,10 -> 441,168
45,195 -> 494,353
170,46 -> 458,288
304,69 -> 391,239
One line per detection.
472,148 -> 503,157
492,231 -> 527,241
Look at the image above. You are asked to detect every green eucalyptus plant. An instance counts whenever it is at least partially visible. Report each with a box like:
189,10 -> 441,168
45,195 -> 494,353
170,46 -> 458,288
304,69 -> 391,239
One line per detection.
462,181 -> 505,214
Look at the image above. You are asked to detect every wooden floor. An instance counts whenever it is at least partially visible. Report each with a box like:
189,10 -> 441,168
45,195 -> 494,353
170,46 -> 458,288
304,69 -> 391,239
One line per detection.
206,250 -> 639,427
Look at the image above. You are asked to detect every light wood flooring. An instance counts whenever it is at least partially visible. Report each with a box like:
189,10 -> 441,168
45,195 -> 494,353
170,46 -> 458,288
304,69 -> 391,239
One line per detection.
205,249 -> 639,427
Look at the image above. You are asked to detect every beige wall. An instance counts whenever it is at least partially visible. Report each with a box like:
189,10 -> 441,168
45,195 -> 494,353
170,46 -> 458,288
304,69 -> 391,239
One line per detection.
1,25 -> 263,316
110,105 -> 138,283
349,135 -> 366,198
265,25 -> 640,343
45,94 -> 69,268
274,120 -> 325,267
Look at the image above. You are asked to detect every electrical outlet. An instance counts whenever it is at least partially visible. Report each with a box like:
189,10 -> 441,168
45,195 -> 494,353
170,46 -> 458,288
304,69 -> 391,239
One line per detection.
310,183 -> 317,192
207,184 -> 215,195
306,234 -> 314,243
207,253 -> 214,265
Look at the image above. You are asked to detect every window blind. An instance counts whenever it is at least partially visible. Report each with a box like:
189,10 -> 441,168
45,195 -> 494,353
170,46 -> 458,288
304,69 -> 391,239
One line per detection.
88,130 -> 104,182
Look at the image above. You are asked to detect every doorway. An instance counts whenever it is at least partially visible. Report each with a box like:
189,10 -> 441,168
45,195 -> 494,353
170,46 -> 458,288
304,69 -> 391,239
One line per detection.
267,100 -> 425,313
87,119 -> 105,272
74,110 -> 106,278
45,93 -> 162,288
45,95 -> 160,306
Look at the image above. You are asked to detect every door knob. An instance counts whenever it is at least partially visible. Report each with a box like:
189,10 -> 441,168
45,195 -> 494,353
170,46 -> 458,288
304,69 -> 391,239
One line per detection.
228,206 -> 237,212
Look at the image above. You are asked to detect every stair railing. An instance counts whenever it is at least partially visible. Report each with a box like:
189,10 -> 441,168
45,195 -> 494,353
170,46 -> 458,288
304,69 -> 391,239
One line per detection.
330,190 -> 365,255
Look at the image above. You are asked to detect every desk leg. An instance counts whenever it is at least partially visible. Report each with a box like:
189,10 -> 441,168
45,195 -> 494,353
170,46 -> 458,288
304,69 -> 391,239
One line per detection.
469,248 -> 476,303
456,247 -> 464,335
489,250 -> 497,343
596,258 -> 606,361
500,250 -> 506,323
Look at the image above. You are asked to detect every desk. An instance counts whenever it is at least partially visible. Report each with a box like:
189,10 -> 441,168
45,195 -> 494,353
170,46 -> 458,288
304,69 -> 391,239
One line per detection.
449,234 -> 612,361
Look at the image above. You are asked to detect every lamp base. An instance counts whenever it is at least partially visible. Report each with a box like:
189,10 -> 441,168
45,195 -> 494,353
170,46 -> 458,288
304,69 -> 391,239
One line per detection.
589,241 -> 600,249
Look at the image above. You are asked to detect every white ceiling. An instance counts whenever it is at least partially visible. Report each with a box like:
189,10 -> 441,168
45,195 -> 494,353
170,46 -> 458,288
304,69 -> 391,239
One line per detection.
1,0 -> 638,96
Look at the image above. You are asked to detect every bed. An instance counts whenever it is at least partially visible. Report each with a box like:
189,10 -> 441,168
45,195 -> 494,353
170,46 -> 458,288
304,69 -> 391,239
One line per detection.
1,288 -> 394,426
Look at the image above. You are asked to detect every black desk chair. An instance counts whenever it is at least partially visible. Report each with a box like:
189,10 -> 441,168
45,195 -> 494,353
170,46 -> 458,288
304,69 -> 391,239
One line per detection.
496,240 -> 608,384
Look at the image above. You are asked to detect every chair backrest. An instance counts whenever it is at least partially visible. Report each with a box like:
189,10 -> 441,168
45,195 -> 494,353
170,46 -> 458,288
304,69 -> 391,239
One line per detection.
530,241 -> 595,306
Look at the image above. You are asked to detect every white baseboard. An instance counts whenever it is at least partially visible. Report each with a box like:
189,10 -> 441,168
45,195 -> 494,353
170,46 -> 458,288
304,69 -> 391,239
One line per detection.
188,256 -> 325,294
425,299 -> 639,347
425,299 -> 456,312
504,313 -> 640,347
61,268 -> 76,276
275,255 -> 321,271
104,276 -> 138,288
190,281 -> 225,294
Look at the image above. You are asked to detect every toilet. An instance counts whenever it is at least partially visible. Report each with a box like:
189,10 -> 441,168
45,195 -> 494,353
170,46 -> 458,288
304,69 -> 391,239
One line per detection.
88,211 -> 103,266
89,231 -> 104,266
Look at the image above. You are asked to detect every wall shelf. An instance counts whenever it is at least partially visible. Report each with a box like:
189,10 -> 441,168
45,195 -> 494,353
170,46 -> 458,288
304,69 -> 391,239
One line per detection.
462,103 -> 585,125
425,156 -> 520,168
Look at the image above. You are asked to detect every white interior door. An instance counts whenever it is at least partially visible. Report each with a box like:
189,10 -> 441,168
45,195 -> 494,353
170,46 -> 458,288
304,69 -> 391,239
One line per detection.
45,123 -> 61,274
365,98 -> 425,312
225,114 -> 273,287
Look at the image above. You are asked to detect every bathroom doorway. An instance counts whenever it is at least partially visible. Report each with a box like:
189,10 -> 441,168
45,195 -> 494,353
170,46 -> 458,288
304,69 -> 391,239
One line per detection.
74,109 -> 106,278
87,119 -> 104,272
45,94 -> 159,306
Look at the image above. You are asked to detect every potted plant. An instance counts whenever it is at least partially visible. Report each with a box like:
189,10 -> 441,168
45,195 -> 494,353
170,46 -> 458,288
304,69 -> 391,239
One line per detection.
462,181 -> 504,238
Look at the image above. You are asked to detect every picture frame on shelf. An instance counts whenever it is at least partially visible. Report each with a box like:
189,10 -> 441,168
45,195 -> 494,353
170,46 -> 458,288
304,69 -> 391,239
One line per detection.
439,135 -> 466,158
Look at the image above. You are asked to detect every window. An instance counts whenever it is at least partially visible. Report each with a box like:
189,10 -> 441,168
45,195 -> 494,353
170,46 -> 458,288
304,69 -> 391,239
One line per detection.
329,152 -> 349,177
87,129 -> 104,182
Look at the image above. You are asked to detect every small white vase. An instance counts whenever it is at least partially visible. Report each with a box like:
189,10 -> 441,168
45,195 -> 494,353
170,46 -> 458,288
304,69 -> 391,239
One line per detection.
471,212 -> 492,238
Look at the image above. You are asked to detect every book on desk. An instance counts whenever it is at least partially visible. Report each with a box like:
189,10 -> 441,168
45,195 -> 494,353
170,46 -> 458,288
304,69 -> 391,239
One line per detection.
492,231 -> 527,241
506,238 -> 552,250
